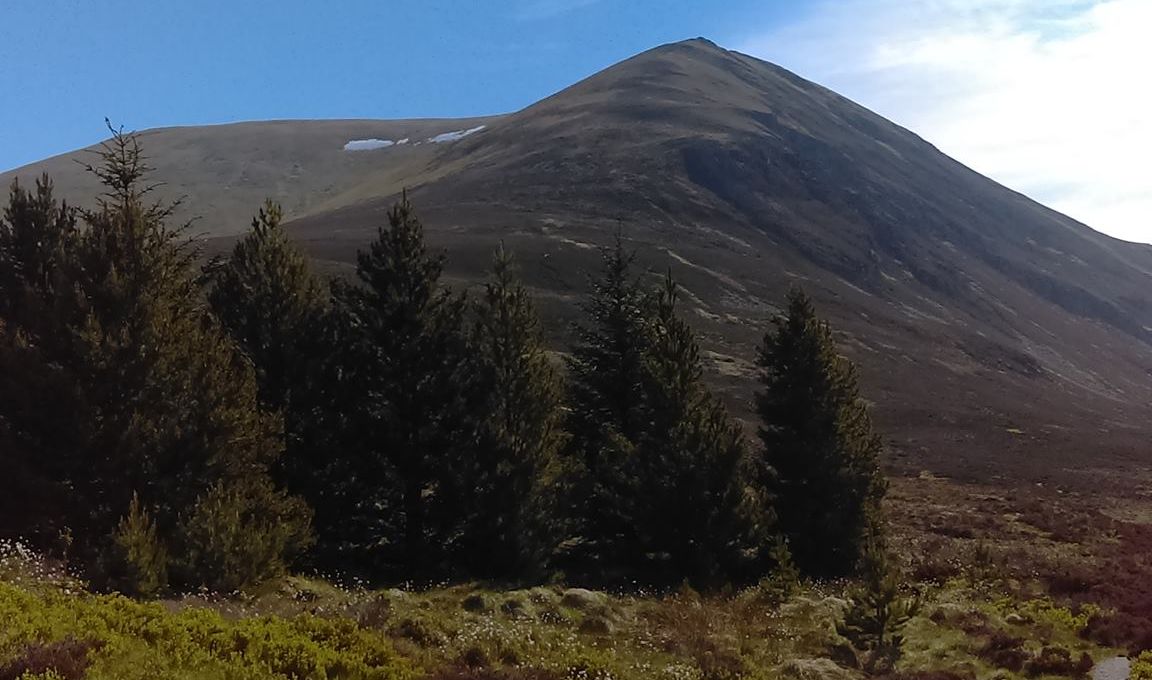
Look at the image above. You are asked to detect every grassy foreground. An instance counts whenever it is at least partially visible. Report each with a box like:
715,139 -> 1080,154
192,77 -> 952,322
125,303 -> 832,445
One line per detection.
0,505 -> 1126,680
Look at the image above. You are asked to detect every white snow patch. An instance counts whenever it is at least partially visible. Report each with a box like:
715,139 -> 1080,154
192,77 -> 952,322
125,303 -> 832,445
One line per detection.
344,139 -> 395,151
427,125 -> 486,144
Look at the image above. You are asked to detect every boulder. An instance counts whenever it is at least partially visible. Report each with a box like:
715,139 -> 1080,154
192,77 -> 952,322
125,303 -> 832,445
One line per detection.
561,588 -> 608,610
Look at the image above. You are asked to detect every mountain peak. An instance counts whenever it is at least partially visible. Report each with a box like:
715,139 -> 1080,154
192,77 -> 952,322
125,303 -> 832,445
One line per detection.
7,39 -> 1152,480
667,36 -> 722,50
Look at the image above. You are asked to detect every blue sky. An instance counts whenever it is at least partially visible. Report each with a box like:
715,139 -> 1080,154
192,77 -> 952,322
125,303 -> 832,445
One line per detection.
0,0 -> 797,170
3,1 -> 1149,242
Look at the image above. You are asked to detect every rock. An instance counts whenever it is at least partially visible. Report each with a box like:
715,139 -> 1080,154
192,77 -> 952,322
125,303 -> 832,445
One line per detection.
1092,656 -> 1130,680
561,587 -> 608,610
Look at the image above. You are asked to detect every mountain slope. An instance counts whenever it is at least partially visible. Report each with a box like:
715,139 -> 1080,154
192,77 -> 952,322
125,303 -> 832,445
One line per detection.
5,38 -> 1151,484
0,116 -> 502,235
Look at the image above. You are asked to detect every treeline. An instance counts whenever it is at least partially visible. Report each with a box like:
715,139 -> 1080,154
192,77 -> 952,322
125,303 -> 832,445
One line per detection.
0,130 -> 886,595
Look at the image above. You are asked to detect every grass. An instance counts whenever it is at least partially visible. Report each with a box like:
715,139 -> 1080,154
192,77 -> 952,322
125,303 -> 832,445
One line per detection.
5,472 -> 1152,679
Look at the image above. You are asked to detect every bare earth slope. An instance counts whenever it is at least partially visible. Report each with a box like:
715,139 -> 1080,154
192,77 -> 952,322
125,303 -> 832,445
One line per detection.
6,38 -> 1151,485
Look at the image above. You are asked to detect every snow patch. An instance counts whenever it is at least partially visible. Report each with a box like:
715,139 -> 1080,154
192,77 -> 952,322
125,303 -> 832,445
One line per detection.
427,125 -> 486,143
344,139 -> 395,151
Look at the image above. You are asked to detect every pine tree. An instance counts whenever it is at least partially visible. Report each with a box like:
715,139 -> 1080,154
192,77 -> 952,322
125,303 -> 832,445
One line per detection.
625,273 -> 770,588
755,287 -> 886,578
837,534 -> 919,673
205,200 -> 335,551
461,244 -> 565,578
565,233 -> 651,470
0,175 -> 78,330
108,493 -> 168,597
562,235 -> 652,579
0,176 -> 80,546
565,244 -> 772,589
334,193 -> 469,578
207,200 -> 327,413
0,127 -> 310,593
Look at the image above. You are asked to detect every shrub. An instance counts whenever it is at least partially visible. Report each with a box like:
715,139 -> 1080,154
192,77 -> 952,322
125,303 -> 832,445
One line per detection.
177,480 -> 312,593
978,632 -> 1028,672
1131,651 -> 1152,680
0,637 -> 103,680
0,580 -> 412,680
1023,646 -> 1092,677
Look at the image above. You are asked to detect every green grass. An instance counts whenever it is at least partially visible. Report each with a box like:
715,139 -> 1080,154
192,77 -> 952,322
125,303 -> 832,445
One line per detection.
0,576 -> 412,680
0,570 -> 1122,680
2,474 -> 1141,680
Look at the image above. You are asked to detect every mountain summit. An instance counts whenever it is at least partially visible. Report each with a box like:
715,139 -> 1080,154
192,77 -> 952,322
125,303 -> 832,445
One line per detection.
6,39 -> 1152,481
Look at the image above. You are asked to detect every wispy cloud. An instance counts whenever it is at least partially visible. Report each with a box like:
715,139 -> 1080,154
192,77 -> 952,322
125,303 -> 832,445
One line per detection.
515,0 -> 603,22
737,0 -> 1152,243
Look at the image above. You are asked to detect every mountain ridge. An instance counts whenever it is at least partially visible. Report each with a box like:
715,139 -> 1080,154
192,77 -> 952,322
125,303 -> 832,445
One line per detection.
4,38 -> 1151,485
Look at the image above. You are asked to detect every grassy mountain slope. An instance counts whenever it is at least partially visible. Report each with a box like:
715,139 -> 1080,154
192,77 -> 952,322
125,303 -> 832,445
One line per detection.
5,38 -> 1151,484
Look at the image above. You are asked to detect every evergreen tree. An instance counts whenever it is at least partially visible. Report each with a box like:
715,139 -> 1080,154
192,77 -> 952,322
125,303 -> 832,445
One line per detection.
0,175 -> 78,329
565,233 -> 651,471
624,273 -> 769,588
207,200 -> 327,413
755,287 -> 886,578
0,127 -> 310,593
837,534 -> 919,674
205,200 -> 335,549
562,235 -> 652,579
565,243 -> 772,589
334,193 -> 469,578
461,244 -> 565,579
0,176 -> 80,546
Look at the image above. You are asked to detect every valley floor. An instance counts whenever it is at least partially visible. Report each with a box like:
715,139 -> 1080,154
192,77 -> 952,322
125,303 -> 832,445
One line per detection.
4,473 -> 1152,680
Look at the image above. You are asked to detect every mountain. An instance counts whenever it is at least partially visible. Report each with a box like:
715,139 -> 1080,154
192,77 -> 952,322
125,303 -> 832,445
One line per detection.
5,38 -> 1152,485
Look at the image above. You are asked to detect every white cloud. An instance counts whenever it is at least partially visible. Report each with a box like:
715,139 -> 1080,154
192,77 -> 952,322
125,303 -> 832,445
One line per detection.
737,0 -> 1152,243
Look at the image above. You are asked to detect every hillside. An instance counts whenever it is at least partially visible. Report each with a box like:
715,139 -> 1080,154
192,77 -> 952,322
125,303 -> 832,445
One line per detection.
5,38 -> 1152,485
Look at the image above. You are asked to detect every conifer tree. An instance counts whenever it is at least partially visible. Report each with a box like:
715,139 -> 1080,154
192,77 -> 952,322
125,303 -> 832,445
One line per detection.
755,287 -> 886,578
0,127 -> 310,593
205,200 -> 335,543
837,534 -> 919,673
207,200 -> 327,413
0,176 -> 80,545
0,175 -> 78,329
461,244 -> 565,578
334,193 -> 469,578
566,244 -> 772,589
562,235 -> 652,577
565,233 -> 651,470
625,273 -> 769,588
